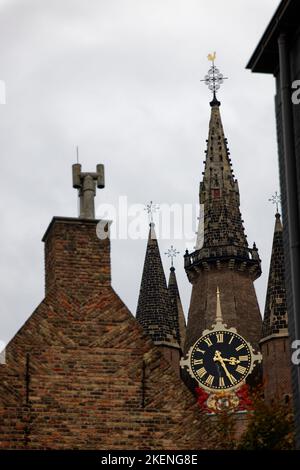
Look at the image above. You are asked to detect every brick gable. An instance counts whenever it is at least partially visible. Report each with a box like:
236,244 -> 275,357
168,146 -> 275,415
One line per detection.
0,217 -> 208,449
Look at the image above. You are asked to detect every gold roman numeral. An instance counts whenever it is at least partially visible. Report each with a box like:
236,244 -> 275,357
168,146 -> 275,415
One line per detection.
205,375 -> 214,386
204,337 -> 213,347
198,367 -> 207,378
236,365 -> 247,375
216,333 -> 224,343
239,355 -> 248,362
219,377 -> 225,387
193,359 -> 204,365
195,347 -> 205,354
236,343 -> 244,352
228,335 -> 234,344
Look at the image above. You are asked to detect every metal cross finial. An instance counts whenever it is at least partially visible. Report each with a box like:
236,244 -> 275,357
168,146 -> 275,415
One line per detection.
144,200 -> 160,224
201,52 -> 228,102
268,191 -> 281,214
165,245 -> 180,268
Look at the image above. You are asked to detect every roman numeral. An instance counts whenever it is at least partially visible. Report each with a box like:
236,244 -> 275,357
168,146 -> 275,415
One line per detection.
193,359 -> 203,365
228,335 -> 234,345
198,367 -> 207,378
236,344 -> 244,352
239,355 -> 248,362
219,377 -> 225,387
204,337 -> 213,347
216,333 -> 223,343
236,365 -> 247,375
205,375 -> 214,386
195,347 -> 205,354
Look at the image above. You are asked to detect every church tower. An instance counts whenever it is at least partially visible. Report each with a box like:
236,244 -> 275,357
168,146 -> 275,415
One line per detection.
260,209 -> 292,403
136,223 -> 182,373
184,61 -> 262,370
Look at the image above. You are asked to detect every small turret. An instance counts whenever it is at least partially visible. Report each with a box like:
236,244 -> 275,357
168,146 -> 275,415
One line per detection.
260,210 -> 292,403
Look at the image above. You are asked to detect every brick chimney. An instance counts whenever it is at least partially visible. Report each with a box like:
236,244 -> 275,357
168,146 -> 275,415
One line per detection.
42,217 -> 111,298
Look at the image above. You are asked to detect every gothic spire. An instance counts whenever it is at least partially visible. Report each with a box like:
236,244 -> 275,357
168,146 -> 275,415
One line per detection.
136,223 -> 180,349
200,100 -> 249,250
185,96 -> 262,283
190,56 -> 258,263
262,212 -> 288,339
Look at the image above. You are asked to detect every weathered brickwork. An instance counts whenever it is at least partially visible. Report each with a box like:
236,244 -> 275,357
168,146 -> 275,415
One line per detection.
185,268 -> 262,353
0,217 -> 207,449
261,337 -> 292,403
43,217 -> 111,298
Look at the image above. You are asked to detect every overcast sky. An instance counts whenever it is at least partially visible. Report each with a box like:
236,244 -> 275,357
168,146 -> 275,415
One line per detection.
0,0 -> 281,345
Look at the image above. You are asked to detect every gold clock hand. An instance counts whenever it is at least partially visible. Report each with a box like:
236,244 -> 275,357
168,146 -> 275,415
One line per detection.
213,351 -> 235,383
223,357 -> 240,365
214,351 -> 240,365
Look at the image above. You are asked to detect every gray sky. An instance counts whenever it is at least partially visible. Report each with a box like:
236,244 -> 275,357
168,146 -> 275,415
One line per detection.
0,0 -> 281,344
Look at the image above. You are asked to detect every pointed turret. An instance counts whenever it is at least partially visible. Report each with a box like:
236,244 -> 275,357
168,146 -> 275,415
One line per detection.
167,266 -> 186,351
262,212 -> 288,338
260,212 -> 292,403
136,223 -> 181,372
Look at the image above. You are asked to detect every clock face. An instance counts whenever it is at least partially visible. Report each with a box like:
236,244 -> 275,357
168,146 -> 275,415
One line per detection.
190,330 -> 252,391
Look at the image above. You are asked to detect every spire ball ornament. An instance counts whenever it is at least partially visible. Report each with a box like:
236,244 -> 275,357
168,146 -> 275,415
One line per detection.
201,52 -> 228,106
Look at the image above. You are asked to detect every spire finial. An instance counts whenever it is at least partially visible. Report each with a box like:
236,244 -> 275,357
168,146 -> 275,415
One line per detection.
215,286 -> 223,324
268,191 -> 281,214
144,200 -> 160,225
165,245 -> 180,268
201,52 -> 228,106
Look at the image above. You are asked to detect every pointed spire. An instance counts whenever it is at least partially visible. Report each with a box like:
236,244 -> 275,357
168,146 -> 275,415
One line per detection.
198,103 -> 250,258
136,223 -> 180,349
185,68 -> 261,282
262,212 -> 288,339
167,265 -> 186,351
215,286 -> 223,324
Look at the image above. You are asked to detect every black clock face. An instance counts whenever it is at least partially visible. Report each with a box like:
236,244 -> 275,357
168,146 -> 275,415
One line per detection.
190,330 -> 252,391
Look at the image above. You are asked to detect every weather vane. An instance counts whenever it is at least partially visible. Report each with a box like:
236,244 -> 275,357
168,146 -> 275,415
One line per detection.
268,191 -> 281,214
165,245 -> 180,268
201,52 -> 228,103
144,200 -> 160,224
